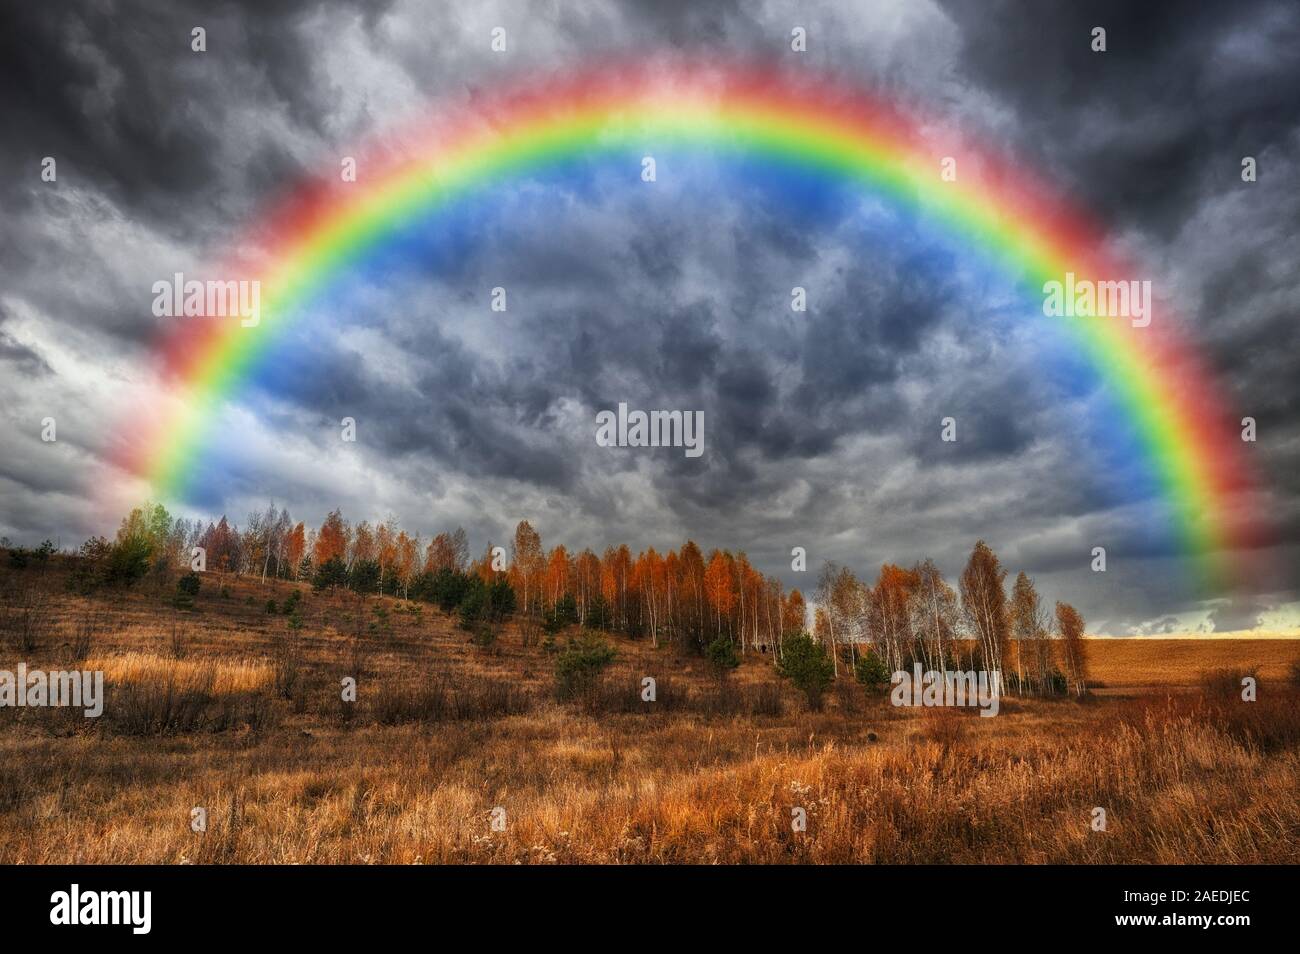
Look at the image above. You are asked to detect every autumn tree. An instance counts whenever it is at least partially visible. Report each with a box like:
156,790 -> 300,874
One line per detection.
450,527 -> 470,571
474,541 -> 502,583
511,521 -> 544,617
200,516 -> 241,575
314,510 -> 349,566
733,552 -> 762,653
246,503 -> 290,583
274,508 -> 293,579
425,532 -> 456,574
817,563 -> 866,676
239,520 -> 261,578
908,558 -> 960,671
574,548 -> 602,628
762,575 -> 784,655
813,605 -> 831,649
960,540 -> 1009,677
394,531 -> 418,598
351,520 -> 376,571
814,565 -> 839,675
545,545 -> 571,612
283,522 -> 306,580
601,544 -> 632,633
626,548 -> 650,647
1010,572 -> 1052,695
376,517 -> 398,594
782,588 -> 807,638
703,549 -> 735,641
302,527 -> 318,577
868,564 -> 916,674
1055,601 -> 1088,697
676,541 -> 706,651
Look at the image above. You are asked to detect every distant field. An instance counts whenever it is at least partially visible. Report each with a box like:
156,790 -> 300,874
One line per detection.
1083,638 -> 1300,688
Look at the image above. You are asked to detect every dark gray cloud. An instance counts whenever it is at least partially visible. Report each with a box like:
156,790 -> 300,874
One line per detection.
1207,594 -> 1271,633
0,308 -> 51,377
1,0 -> 1297,633
935,0 -> 1300,234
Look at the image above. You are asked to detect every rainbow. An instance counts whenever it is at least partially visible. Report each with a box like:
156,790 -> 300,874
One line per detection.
111,59 -> 1257,588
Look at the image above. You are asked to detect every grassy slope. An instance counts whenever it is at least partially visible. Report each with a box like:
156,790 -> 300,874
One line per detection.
0,561 -> 1296,863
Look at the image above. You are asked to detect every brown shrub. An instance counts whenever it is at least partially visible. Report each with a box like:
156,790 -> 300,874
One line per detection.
921,705 -> 967,749
1200,666 -> 1260,698
4,586 -> 49,653
102,682 -> 277,736
271,637 -> 303,701
372,674 -> 530,725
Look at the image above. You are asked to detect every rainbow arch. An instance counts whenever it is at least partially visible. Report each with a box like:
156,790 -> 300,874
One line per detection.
112,59 -> 1258,589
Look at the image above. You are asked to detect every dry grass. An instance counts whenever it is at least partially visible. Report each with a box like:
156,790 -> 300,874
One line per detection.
0,560 -> 1297,864
84,651 -> 274,696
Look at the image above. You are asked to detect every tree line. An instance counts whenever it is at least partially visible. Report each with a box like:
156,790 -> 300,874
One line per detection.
812,543 -> 1087,698
45,502 -> 1089,697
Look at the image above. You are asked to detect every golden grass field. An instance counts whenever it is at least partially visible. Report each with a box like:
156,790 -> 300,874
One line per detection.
1,562 -> 1297,864
1082,637 -> 1299,688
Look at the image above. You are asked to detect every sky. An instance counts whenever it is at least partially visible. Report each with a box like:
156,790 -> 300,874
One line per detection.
1,0 -> 1297,635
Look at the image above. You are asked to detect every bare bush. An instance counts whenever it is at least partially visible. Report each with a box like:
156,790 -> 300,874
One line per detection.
697,681 -> 786,717
272,637 -> 302,701
372,673 -> 529,725
103,681 -> 277,736
921,706 -> 966,750
168,622 -> 187,660
588,669 -> 781,717
5,587 -> 50,653
106,681 -> 213,735
747,681 -> 785,717
589,669 -> 688,714
834,677 -> 861,714
68,612 -> 97,663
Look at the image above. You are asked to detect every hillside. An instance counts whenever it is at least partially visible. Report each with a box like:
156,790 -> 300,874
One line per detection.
1,560 -> 1297,863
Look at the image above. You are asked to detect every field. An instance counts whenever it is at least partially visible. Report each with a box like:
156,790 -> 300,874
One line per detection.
2,561 -> 1298,864
1084,637 -> 1299,688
